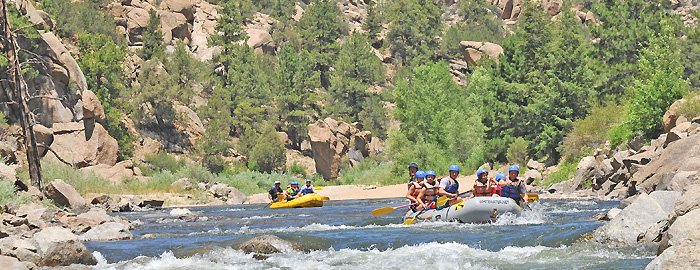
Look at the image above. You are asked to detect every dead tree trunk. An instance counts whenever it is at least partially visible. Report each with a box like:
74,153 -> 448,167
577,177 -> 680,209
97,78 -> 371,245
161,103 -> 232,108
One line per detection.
1,0 -> 43,191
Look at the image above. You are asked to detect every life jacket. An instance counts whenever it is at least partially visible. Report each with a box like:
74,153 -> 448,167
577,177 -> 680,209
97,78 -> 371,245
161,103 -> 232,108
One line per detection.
501,179 -> 522,201
409,182 -> 423,197
300,185 -> 315,195
287,187 -> 299,197
422,181 -> 439,203
473,181 -> 494,197
444,177 -> 459,194
490,179 -> 502,196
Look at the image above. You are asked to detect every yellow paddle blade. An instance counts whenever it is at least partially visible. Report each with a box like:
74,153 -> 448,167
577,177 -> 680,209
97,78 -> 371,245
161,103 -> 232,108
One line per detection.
402,217 -> 416,225
527,193 -> 539,202
435,196 -> 449,207
316,186 -> 323,191
372,206 -> 395,216
320,196 -> 330,201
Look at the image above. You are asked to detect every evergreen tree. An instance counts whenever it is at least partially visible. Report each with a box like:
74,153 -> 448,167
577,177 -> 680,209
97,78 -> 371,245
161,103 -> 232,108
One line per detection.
275,44 -> 321,149
362,0 -> 383,47
298,0 -> 343,87
385,0 -> 442,67
140,9 -> 164,61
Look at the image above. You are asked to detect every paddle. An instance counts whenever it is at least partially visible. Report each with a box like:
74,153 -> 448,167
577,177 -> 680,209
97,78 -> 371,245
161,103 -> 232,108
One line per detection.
527,193 -> 539,202
320,196 -> 330,201
372,203 -> 418,216
435,191 -> 472,208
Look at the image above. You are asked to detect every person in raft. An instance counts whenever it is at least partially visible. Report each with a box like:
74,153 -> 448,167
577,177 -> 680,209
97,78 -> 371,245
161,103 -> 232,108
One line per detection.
406,170 -> 426,211
469,169 -> 500,198
500,165 -> 529,206
417,170 -> 440,210
407,163 -> 419,188
284,181 -> 302,200
300,179 -> 316,195
437,165 -> 464,207
268,181 -> 284,203
495,172 -> 508,187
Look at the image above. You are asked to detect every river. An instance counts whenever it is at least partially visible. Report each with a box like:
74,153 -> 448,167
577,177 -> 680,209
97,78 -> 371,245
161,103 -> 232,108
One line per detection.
84,198 -> 655,269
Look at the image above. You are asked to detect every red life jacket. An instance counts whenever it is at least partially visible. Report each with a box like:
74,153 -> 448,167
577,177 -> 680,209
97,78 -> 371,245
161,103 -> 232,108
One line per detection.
473,181 -> 495,197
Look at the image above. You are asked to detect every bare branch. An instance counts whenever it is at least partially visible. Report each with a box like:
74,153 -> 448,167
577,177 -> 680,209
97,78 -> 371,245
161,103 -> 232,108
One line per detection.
39,143 -> 73,167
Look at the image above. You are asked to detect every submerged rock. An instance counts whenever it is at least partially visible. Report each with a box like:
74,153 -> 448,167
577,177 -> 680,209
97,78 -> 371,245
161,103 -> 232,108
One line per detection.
237,235 -> 302,255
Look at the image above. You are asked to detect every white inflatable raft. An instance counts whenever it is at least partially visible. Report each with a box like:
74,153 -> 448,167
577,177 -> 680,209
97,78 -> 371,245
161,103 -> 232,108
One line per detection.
403,196 -> 522,223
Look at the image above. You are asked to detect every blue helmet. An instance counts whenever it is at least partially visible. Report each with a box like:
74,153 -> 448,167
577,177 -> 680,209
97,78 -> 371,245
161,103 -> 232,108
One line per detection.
415,170 -> 426,178
477,168 -> 488,178
508,165 -> 520,172
408,163 -> 419,169
291,181 -> 299,185
306,179 -> 311,182
426,170 -> 436,177
449,164 -> 460,172
495,173 -> 507,181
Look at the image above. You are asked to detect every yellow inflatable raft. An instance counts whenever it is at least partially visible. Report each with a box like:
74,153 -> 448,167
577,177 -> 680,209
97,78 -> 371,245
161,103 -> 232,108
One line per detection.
270,193 -> 328,209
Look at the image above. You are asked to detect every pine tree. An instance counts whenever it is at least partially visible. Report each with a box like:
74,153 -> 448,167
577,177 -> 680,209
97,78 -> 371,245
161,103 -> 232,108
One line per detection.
140,9 -> 164,61
385,0 -> 442,67
298,0 -> 343,88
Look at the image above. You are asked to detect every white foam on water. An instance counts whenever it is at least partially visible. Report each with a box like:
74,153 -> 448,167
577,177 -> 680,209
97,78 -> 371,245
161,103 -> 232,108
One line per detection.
240,215 -> 276,220
89,241 -> 645,270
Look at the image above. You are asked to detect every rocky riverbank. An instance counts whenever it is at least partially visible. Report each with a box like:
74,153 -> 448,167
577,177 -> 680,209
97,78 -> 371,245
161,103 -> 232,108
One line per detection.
544,100 -> 700,269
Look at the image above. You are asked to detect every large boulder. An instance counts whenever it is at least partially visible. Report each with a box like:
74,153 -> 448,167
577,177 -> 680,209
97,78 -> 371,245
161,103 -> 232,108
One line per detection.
632,134 -> 700,194
76,207 -> 114,228
81,90 -> 105,124
31,226 -> 96,266
307,119 -> 342,180
33,124 -> 53,157
0,236 -> 40,265
645,226 -> 700,269
209,183 -> 247,204
460,41 -> 503,66
523,170 -> 542,185
594,191 -> 681,246
79,160 -> 135,184
43,120 -> 118,168
78,222 -> 134,242
527,159 -> 546,171
542,0 -> 563,16
43,179 -> 86,209
158,10 -> 191,43
674,182 -> 700,217
160,0 -> 195,20
237,235 -> 302,254
666,208 -> 700,248
246,28 -> 275,54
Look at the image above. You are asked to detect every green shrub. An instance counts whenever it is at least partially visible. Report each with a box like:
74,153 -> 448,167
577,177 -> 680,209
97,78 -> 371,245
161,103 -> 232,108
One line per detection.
288,161 -> 307,176
506,137 -> 529,167
677,95 -> 700,120
560,104 -> 625,161
216,171 -> 301,195
144,153 -> 185,173
0,180 -> 30,209
325,159 -> 396,186
39,0 -> 123,43
542,160 -> 577,186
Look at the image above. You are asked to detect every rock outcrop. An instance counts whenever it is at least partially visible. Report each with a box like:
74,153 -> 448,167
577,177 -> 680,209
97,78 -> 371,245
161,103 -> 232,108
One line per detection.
307,118 -> 382,180
42,121 -> 118,168
78,222 -> 134,242
237,235 -> 302,255
460,41 -> 504,66
208,183 -> 247,204
31,226 -> 97,266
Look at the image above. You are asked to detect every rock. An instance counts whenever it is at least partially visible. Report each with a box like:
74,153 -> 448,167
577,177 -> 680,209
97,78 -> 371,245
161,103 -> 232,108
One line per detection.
627,136 -> 645,152
523,170 -> 542,185
33,124 -> 53,157
0,162 -> 17,182
594,191 -> 681,246
666,208 -> 700,248
171,178 -> 194,190
622,151 -> 655,171
542,0 -> 563,16
563,156 -> 598,192
158,10 -> 191,43
0,236 -> 40,265
645,226 -> 700,269
237,235 -> 302,254
607,208 -> 622,220
43,179 -> 86,209
14,203 -> 54,229
209,183 -> 247,204
0,255 -> 28,270
663,98 -> 686,133
31,226 -> 96,266
674,183 -> 700,217
460,41 -> 503,66
169,208 -> 191,217
44,121 -> 118,168
526,159 -> 546,171
664,128 -> 687,147
657,171 -> 697,192
173,103 -> 205,145
368,137 -> 385,157
160,0 -> 195,20
246,28 -> 275,54
79,161 -> 135,185
634,134 -> 700,194
76,207 -> 113,228
142,199 -> 164,208
81,90 -> 105,124
78,222 -> 133,242
611,150 -> 630,171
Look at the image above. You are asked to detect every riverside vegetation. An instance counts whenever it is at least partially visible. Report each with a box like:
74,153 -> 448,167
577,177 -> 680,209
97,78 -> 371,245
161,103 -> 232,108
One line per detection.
0,0 -> 699,201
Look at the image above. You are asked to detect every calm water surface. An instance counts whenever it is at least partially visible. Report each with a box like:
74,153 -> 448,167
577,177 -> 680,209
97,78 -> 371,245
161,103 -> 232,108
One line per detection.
84,198 -> 655,270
